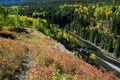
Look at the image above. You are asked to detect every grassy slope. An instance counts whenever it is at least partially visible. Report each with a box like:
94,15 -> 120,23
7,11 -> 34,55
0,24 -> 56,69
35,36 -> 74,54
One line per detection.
0,28 -> 116,80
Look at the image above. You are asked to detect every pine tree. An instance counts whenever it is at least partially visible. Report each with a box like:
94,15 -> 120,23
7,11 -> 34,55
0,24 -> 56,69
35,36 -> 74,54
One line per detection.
100,33 -> 105,49
94,35 -> 98,45
114,38 -> 120,58
103,35 -> 108,50
89,29 -> 94,43
107,36 -> 113,52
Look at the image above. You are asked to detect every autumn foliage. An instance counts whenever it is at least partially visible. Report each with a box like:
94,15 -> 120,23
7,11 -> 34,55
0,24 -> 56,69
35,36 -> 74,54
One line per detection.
26,46 -> 115,80
0,37 -> 28,79
0,28 -> 116,80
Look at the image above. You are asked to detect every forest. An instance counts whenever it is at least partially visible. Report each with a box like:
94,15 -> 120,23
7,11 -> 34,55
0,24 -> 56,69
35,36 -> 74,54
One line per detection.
17,0 -> 120,58
0,0 -> 120,80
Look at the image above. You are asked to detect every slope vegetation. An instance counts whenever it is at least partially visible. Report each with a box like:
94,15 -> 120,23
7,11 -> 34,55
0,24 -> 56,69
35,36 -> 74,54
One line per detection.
0,28 -> 116,80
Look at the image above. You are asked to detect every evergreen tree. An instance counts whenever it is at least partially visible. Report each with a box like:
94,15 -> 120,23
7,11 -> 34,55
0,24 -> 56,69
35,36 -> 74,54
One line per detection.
104,35 -> 109,50
100,33 -> 105,49
94,35 -> 98,45
107,37 -> 113,52
89,29 -> 94,43
114,38 -> 120,58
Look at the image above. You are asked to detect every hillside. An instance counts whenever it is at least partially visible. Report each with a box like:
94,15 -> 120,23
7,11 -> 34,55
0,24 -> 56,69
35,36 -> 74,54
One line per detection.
0,28 -> 116,80
0,1 -> 120,79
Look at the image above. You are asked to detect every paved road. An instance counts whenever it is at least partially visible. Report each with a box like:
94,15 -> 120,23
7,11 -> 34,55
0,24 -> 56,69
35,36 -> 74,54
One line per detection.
96,56 -> 120,77
97,57 -> 120,73
67,31 -> 120,78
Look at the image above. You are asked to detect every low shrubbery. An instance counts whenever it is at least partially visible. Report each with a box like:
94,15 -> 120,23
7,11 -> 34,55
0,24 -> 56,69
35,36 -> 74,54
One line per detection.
26,43 -> 115,80
0,38 -> 28,79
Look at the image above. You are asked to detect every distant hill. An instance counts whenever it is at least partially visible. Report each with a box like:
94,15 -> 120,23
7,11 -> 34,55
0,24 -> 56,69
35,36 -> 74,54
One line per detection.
0,0 -> 38,4
0,0 -> 82,4
0,0 -> 116,4
0,0 -> 101,5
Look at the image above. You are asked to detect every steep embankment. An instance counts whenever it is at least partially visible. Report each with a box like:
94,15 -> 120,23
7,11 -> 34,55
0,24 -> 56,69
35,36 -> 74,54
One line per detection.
0,28 -> 116,80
